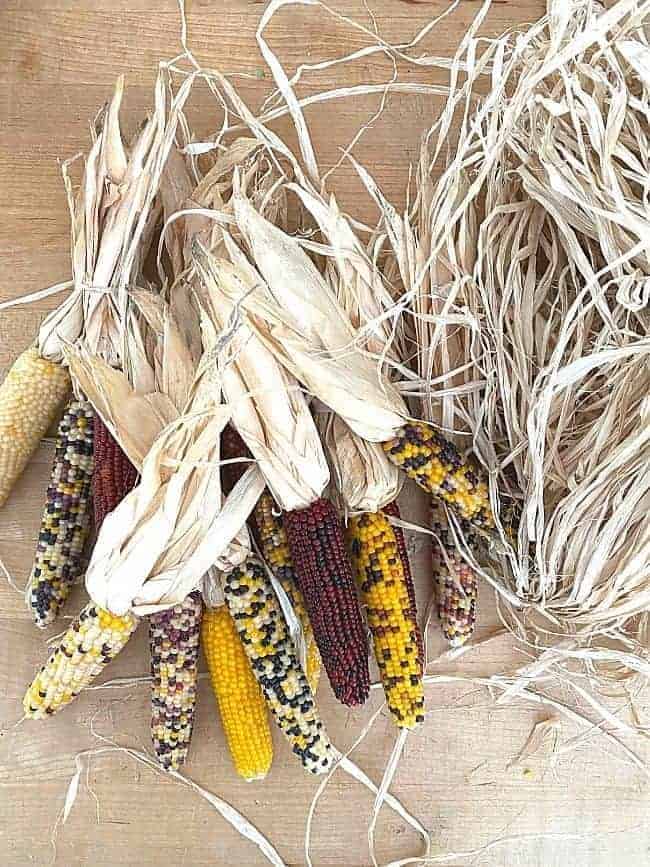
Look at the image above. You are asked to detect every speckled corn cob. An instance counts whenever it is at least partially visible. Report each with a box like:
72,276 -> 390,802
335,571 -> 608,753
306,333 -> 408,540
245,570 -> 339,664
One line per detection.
93,415 -> 138,529
224,555 -> 335,774
0,346 -> 70,508
28,399 -> 95,627
220,429 -> 322,692
348,510 -> 424,729
381,500 -> 424,666
202,604 -> 273,781
431,504 -> 479,647
284,499 -> 370,707
254,492 -> 322,693
150,591 -> 202,771
383,422 -> 492,530
23,603 -> 139,718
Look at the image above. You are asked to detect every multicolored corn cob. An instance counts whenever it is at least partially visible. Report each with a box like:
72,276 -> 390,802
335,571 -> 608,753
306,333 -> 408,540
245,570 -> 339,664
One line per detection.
93,415 -> 138,529
24,412 -> 142,719
381,499 -> 423,666
431,504 -> 479,647
202,604 -> 274,781
224,555 -> 335,774
348,509 -> 424,729
253,491 -> 322,693
220,426 -> 323,693
0,346 -> 70,508
23,603 -> 139,718
283,499 -> 370,707
150,591 -> 202,771
383,422 -> 493,530
28,399 -> 95,627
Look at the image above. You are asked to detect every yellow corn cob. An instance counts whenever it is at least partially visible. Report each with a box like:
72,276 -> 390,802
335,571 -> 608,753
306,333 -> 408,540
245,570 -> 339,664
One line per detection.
383,422 -> 493,530
253,492 -> 322,693
23,602 -> 139,718
202,605 -> 273,781
0,346 -> 70,508
348,510 -> 424,729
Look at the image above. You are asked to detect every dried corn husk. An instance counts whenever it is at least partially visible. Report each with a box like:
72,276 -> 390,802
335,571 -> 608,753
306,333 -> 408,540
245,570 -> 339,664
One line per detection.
84,377 -> 264,616
315,408 -> 399,514
168,144 -> 331,514
194,248 -> 330,512
216,195 -> 407,444
37,69 -> 193,374
286,186 -> 404,512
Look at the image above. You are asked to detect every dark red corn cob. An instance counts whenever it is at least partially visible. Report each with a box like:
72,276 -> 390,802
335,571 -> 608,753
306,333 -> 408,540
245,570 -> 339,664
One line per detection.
92,415 -> 138,529
381,499 -> 424,667
220,425 -> 252,494
283,499 -> 370,707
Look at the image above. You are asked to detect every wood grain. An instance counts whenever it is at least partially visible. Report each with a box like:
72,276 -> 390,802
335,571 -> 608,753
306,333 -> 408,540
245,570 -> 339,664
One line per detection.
0,2 -> 648,865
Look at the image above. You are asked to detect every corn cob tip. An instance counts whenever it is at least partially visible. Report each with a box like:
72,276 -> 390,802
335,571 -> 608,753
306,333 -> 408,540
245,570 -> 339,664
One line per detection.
23,603 -> 139,719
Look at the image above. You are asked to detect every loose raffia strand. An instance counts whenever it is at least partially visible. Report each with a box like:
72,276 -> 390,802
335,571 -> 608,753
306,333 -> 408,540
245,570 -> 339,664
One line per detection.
149,591 -> 203,771
224,554 -> 335,774
283,499 -> 370,707
348,509 -> 424,729
383,422 -> 493,530
431,503 -> 479,648
202,604 -> 274,781
29,399 -> 95,627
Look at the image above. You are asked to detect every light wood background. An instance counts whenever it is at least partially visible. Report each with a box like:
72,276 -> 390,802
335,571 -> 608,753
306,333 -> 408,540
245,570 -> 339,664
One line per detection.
0,2 -> 648,866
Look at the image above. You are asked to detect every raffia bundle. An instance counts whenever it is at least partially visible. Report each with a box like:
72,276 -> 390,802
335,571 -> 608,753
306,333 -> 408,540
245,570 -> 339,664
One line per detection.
385,0 -> 650,688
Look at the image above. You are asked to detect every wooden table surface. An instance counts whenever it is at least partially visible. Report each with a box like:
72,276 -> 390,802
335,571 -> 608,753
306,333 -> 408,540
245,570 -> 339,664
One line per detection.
0,2 -> 648,865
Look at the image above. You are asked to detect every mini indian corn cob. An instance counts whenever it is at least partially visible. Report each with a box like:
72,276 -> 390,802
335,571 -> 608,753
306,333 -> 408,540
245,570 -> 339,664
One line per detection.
383,422 -> 493,530
224,555 -> 335,774
0,346 -> 70,508
431,504 -> 479,647
253,491 -> 322,693
24,414 -> 141,718
93,414 -> 138,529
381,499 -> 423,666
348,509 -> 424,729
28,399 -> 95,627
202,604 -> 274,781
23,603 -> 139,718
283,499 -> 370,707
150,591 -> 202,771
221,426 -> 323,693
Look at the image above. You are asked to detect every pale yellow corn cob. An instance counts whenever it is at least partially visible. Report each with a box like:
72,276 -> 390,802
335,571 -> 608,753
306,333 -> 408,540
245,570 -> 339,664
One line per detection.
0,346 -> 70,507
